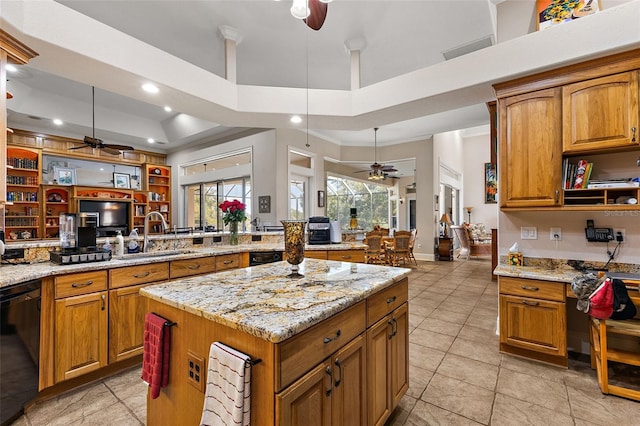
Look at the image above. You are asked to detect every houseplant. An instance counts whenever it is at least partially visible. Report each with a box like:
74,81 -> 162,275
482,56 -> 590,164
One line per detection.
219,199 -> 247,245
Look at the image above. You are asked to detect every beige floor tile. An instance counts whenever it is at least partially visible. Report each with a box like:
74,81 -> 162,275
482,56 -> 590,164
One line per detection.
436,353 -> 498,391
65,401 -> 142,426
410,327 -> 455,352
448,336 -> 501,366
428,308 -> 470,325
496,368 -> 571,414
457,323 -> 499,344
404,400 -> 484,425
421,373 -> 494,424
409,304 -> 436,318
499,354 -> 568,385
409,343 -> 446,371
406,365 -> 434,400
491,393 -> 574,426
464,311 -> 499,332
416,317 -> 464,337
103,367 -> 146,401
386,395 -> 418,425
566,384 -> 640,425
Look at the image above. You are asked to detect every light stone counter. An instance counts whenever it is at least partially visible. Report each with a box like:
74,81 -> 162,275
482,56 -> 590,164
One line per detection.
0,242 -> 367,289
141,259 -> 410,343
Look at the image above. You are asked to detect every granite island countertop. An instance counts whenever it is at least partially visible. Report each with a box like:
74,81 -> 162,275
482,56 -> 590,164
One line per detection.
140,259 -> 410,343
0,242 -> 367,289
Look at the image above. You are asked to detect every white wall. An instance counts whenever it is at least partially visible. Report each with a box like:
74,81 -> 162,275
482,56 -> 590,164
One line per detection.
462,133 -> 498,229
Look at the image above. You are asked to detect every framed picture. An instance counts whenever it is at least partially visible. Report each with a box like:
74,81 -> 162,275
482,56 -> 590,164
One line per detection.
317,190 -> 325,207
485,163 -> 497,204
113,172 -> 131,189
54,167 -> 77,185
537,0 -> 602,31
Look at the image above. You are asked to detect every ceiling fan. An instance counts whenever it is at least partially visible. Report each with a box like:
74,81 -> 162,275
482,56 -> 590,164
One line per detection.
69,86 -> 135,156
356,127 -> 398,180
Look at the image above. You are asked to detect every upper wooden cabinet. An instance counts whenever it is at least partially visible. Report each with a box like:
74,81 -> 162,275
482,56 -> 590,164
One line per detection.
563,71 -> 639,153
499,87 -> 563,208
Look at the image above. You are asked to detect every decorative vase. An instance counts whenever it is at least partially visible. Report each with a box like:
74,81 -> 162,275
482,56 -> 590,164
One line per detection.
281,220 -> 307,278
229,221 -> 239,245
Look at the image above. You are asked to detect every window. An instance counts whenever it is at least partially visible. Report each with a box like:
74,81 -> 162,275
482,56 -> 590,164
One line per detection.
326,176 -> 390,230
290,177 -> 305,220
288,149 -> 314,220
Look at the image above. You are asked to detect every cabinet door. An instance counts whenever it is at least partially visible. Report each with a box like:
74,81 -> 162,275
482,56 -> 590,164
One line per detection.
367,315 -> 393,426
55,291 -> 108,383
109,283 -> 149,363
331,334 -> 366,426
389,303 -> 408,408
499,87 -> 563,208
277,361 -> 332,426
499,294 -> 566,357
563,71 -> 639,153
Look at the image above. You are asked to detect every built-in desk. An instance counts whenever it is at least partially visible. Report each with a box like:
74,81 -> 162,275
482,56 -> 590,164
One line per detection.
495,264 -> 640,367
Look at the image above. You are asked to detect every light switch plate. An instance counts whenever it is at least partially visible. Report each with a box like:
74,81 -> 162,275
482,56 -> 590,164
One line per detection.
521,226 -> 537,240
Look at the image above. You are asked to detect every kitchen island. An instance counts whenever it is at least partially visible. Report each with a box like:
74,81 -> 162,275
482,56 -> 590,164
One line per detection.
141,259 -> 410,426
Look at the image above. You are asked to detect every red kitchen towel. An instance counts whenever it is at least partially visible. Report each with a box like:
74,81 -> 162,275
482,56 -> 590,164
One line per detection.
141,312 -> 172,399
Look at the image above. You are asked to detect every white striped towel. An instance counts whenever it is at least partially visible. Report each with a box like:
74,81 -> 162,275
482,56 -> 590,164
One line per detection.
200,342 -> 251,426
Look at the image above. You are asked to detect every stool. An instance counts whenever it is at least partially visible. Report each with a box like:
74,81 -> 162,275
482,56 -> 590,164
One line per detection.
589,317 -> 640,401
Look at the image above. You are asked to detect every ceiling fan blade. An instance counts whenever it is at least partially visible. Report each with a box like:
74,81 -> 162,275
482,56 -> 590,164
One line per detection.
104,144 -> 135,151
382,166 -> 398,172
69,145 -> 92,150
102,147 -> 123,156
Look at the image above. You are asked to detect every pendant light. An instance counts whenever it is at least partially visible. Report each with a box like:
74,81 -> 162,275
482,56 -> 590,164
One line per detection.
291,0 -> 310,19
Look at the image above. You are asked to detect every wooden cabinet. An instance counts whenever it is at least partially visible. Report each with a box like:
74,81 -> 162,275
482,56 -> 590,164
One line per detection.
109,262 -> 170,289
499,87 -> 563,208
327,249 -> 365,263
144,164 -> 171,233
563,71 -> 639,153
277,330 -> 366,426
109,283 -> 150,363
499,277 -> 567,366
305,250 -> 328,260
277,361 -> 332,426
437,237 -> 453,261
170,256 -> 216,278
5,146 -> 41,240
215,253 -> 242,272
53,271 -> 109,383
42,185 -> 70,239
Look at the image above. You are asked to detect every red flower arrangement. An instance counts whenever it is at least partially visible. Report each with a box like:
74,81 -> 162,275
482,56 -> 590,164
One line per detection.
219,199 -> 247,225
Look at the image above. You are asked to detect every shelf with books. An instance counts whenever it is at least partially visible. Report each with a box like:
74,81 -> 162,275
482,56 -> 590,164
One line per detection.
563,187 -> 639,207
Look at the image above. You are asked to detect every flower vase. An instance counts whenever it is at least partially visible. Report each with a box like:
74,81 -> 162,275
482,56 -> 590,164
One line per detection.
281,220 -> 307,278
229,221 -> 239,245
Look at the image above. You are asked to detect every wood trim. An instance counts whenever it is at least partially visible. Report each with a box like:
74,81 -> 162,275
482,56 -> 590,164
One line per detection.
0,29 -> 39,64
494,48 -> 640,99
39,277 -> 56,390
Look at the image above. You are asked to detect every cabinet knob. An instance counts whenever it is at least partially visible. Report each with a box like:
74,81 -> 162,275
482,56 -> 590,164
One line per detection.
323,329 -> 341,344
386,295 -> 397,304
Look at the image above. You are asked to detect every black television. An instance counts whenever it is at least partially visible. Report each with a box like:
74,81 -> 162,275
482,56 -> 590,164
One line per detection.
79,200 -> 130,237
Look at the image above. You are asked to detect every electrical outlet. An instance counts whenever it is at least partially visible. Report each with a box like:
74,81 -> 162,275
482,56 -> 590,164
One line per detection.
521,226 -> 537,240
550,227 -> 562,241
187,350 -> 205,393
614,229 -> 625,243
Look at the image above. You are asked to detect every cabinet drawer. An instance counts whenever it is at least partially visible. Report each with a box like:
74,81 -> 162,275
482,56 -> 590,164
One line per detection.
499,277 -> 565,302
215,253 -> 241,272
278,301 -> 366,391
55,271 -> 108,299
110,262 -> 170,289
367,279 -> 408,327
327,249 -> 365,263
304,250 -> 327,260
170,257 -> 215,279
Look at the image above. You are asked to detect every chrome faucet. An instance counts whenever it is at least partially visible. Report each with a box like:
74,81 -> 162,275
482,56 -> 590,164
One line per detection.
143,211 -> 168,252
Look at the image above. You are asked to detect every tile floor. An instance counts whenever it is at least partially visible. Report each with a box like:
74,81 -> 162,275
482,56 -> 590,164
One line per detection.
11,258 -> 640,425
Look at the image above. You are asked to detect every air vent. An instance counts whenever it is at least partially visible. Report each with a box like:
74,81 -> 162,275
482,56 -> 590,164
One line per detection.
442,36 -> 494,61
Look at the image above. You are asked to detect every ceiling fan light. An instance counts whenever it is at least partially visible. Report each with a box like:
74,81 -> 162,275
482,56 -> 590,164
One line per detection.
290,115 -> 303,124
291,0 -> 310,19
319,0 -> 332,3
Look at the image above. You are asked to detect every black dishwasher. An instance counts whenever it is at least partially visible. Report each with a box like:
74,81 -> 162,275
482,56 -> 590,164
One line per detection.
1,279 -> 41,426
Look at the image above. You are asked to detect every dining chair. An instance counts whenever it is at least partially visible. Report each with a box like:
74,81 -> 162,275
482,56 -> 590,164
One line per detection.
408,229 -> 418,266
364,230 -> 386,264
385,230 -> 411,266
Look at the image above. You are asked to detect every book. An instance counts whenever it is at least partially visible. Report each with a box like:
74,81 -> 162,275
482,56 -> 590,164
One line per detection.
587,181 -> 640,188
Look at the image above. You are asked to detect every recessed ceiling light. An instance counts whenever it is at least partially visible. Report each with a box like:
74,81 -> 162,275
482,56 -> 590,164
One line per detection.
164,106 -> 172,112
235,163 -> 240,166
142,83 -> 159,93
147,138 -> 155,143
290,115 -> 302,124
6,65 -> 17,73
99,168 -> 104,171
52,118 -> 63,125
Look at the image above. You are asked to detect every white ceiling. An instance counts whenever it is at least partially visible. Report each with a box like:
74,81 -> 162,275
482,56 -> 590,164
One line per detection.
4,0 -> 640,179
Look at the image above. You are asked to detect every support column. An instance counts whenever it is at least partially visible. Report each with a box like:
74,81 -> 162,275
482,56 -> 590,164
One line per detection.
218,26 -> 243,83
344,38 -> 366,90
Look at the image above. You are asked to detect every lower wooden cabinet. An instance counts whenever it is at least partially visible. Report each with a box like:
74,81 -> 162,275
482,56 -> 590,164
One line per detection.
499,277 -> 567,366
367,303 -> 408,426
54,291 -> 108,383
277,334 -> 367,426
109,283 -> 150,363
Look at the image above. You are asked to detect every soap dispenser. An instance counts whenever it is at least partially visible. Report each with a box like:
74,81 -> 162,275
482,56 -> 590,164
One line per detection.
115,231 -> 124,256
